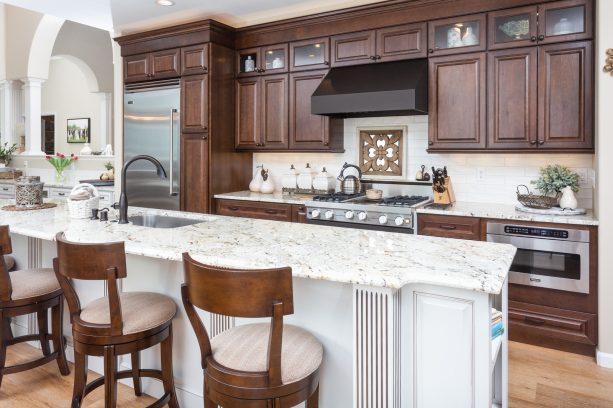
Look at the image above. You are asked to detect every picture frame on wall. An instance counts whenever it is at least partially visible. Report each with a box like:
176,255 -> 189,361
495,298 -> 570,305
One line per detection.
67,118 -> 90,144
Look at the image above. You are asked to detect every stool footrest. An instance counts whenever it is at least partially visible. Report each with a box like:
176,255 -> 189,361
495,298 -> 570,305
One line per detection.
1,351 -> 60,375
82,368 -> 168,405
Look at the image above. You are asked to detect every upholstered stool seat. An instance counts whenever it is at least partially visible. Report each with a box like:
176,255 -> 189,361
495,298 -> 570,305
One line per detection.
9,268 -> 61,300
211,323 -> 323,384
80,292 -> 177,335
3,256 -> 15,271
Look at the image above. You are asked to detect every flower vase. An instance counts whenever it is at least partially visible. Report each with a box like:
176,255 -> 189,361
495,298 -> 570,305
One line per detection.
55,169 -> 66,183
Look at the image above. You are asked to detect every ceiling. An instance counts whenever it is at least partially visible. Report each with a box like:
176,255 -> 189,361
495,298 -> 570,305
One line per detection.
0,0 -> 387,34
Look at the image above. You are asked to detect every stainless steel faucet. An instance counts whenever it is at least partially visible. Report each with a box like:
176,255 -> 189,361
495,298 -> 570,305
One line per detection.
115,155 -> 167,224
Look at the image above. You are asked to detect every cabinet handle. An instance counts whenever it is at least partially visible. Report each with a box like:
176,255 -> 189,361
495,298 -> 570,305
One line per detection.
369,55 -> 377,60
538,35 -> 545,41
1,188 -> 8,191
530,140 -> 537,145
297,211 -> 307,216
530,36 -> 537,42
203,67 -> 208,72
58,192 -> 66,196
375,55 -> 382,60
265,209 -> 278,214
227,206 -> 239,211
538,140 -> 545,145
439,225 -> 457,230
525,316 -> 546,326
428,48 -> 434,54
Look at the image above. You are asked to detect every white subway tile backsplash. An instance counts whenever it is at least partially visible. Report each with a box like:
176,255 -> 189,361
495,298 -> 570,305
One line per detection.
254,116 -> 595,208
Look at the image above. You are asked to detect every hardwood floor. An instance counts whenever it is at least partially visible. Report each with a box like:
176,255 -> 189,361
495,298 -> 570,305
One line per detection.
0,342 -> 155,407
509,341 -> 613,408
2,341 -> 613,406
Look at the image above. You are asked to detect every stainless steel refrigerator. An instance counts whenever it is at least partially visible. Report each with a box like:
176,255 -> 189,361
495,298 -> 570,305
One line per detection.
124,81 -> 180,210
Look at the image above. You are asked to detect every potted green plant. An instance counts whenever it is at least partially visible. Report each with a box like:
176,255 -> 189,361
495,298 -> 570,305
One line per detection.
0,143 -> 18,167
531,164 -> 580,206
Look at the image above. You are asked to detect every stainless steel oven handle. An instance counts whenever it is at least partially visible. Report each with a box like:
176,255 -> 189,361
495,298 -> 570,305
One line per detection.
169,109 -> 177,196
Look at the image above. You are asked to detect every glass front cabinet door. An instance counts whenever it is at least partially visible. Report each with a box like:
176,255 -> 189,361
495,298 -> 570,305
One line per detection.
290,38 -> 330,71
538,0 -> 593,44
237,44 -> 288,76
488,6 -> 538,50
428,14 -> 486,56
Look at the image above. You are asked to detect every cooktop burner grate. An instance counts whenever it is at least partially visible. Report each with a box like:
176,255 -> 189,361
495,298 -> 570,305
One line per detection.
378,195 -> 431,207
312,193 -> 364,202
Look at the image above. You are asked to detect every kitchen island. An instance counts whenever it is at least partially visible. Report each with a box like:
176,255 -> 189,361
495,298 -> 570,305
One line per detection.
1,201 -> 515,408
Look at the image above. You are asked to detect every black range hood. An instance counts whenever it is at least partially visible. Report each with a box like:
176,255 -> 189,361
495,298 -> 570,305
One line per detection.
311,59 -> 428,117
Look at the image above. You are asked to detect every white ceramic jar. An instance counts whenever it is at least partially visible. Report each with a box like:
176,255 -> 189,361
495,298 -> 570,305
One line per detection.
312,167 -> 335,192
281,164 -> 298,191
297,163 -> 314,191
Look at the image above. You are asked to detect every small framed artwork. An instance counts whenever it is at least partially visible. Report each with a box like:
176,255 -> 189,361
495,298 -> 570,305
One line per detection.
67,118 -> 90,144
358,126 -> 408,180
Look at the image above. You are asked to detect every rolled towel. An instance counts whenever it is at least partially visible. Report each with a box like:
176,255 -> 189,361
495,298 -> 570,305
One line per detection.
69,190 -> 92,201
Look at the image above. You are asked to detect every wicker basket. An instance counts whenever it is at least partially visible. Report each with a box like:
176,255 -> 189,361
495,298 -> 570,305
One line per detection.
67,183 -> 100,219
516,185 -> 558,209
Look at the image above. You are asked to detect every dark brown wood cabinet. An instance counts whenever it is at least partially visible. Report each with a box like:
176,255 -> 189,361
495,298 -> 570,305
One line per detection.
538,41 -> 593,150
181,133 -> 209,212
427,14 -> 486,56
181,74 -> 209,133
488,6 -> 539,50
417,214 -> 482,240
331,23 -> 426,66
289,70 -> 337,151
289,37 -> 331,71
236,75 -> 288,150
428,52 -> 487,151
488,47 -> 538,149
124,49 -> 180,83
538,0 -> 593,45
215,199 -> 308,223
181,43 -> 209,75
237,44 -> 289,76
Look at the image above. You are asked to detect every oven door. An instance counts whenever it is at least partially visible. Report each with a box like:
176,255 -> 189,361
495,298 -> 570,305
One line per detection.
487,234 -> 589,294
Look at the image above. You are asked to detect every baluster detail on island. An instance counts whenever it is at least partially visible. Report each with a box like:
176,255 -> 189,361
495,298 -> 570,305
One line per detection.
27,237 -> 43,336
210,313 -> 235,338
353,285 -> 401,408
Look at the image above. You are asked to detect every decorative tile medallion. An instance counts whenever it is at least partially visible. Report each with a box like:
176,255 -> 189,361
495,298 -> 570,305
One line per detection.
359,128 -> 404,177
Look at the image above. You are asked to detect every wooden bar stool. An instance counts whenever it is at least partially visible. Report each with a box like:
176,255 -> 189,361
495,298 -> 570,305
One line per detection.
181,253 -> 322,408
54,232 -> 179,408
0,225 -> 70,388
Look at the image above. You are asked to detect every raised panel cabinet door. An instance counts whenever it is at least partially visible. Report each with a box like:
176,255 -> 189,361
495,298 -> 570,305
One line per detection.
260,74 -> 289,149
181,133 -> 209,213
538,41 -> 593,150
124,53 -> 150,83
235,77 -> 260,149
488,47 -> 538,150
331,30 -> 376,67
181,43 -> 209,76
538,0 -> 593,45
181,74 -> 209,133
428,53 -> 487,150
289,70 -> 331,150
376,22 -> 427,61
151,48 -> 181,79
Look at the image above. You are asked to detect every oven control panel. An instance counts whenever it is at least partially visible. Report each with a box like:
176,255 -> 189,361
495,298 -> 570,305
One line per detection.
504,226 -> 568,239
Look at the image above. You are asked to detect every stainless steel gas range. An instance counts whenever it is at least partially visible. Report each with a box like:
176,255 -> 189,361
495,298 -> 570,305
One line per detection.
305,193 -> 432,233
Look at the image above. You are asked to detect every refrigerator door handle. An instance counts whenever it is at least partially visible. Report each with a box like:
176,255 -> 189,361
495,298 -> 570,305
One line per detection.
169,108 -> 178,197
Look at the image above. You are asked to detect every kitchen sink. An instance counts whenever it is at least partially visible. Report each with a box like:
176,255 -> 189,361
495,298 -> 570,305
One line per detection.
128,214 -> 204,229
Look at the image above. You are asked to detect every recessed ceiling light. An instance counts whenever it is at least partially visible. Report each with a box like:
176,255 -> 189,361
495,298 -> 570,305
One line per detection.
156,0 -> 175,6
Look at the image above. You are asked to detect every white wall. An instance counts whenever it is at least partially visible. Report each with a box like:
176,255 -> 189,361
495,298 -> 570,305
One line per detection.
255,116 -> 595,209
0,4 -> 6,81
4,4 -> 43,80
596,0 -> 613,364
41,58 -> 103,154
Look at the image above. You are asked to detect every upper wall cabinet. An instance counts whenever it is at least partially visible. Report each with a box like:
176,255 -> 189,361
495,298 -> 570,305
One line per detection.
124,49 -> 181,83
290,37 -> 331,71
428,14 -> 486,56
181,44 -> 209,76
488,6 -> 538,50
330,23 -> 427,67
237,44 -> 289,76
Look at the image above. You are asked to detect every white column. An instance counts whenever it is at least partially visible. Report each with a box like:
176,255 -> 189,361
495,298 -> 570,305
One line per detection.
21,77 -> 45,155
97,92 -> 111,150
0,80 -> 20,146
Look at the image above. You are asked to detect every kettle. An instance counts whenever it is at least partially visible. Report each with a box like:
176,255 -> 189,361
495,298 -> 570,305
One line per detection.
337,163 -> 363,194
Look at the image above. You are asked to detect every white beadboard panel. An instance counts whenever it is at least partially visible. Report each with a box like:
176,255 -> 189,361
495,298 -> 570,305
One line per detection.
254,116 -> 595,208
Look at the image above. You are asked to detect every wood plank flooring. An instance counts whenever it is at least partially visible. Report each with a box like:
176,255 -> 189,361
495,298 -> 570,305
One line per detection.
2,341 -> 613,407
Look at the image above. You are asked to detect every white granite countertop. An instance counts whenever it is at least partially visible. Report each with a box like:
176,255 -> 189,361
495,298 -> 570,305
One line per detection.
417,201 -> 598,226
214,190 -> 312,205
0,200 -> 515,294
0,179 -> 115,192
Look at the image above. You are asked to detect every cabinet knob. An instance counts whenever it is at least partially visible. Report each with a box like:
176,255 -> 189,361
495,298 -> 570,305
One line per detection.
375,55 -> 382,60
530,36 -> 537,42
323,61 -> 330,65
538,140 -> 545,145
428,48 -> 434,54
428,141 -> 434,146
538,35 -> 545,41
203,67 -> 208,72
530,140 -> 537,145
369,56 -> 376,60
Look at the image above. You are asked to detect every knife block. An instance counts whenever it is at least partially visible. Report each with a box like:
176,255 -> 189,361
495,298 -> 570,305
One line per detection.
433,176 -> 456,205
